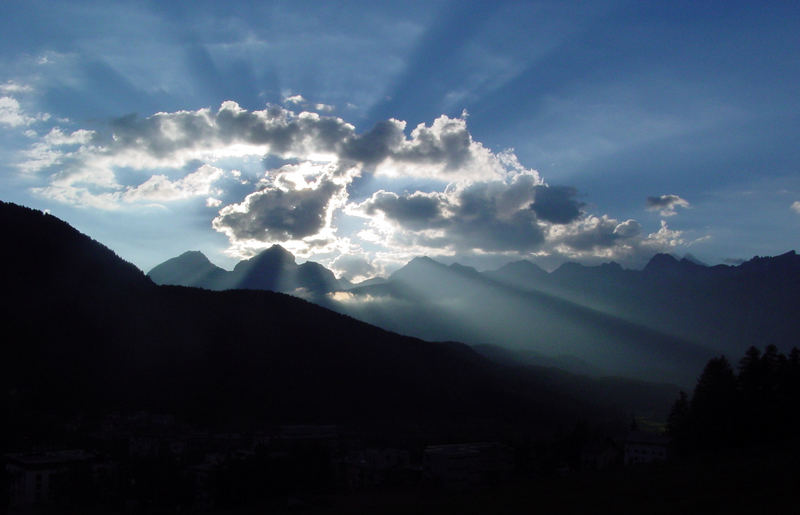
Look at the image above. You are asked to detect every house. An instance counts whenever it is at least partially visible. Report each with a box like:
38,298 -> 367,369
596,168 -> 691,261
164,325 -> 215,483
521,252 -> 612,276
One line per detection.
623,431 -> 669,465
5,449 -> 109,508
340,448 -> 411,489
580,438 -> 621,471
423,442 -> 514,489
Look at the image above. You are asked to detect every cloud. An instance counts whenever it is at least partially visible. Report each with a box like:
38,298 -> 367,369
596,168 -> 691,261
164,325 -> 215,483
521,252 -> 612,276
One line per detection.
22,102 -> 524,213
123,164 -> 226,203
361,190 -> 445,229
212,162 -> 345,245
646,194 -> 690,216
0,81 -> 33,94
284,94 -> 305,104
282,94 -> 334,113
0,97 -> 38,127
353,171 -> 547,253
531,185 -> 584,224
640,220 -> 686,251
327,291 -> 391,305
791,201 -> 800,214
43,127 -> 95,146
14,98 -> 703,266
330,254 -> 379,281
550,215 -> 641,252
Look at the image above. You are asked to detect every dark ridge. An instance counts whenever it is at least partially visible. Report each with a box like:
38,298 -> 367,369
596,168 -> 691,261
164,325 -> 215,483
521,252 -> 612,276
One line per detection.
1,200 -> 630,437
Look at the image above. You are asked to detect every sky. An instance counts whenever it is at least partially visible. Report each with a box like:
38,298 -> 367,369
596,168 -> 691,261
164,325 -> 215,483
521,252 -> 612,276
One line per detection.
1,0 -> 799,280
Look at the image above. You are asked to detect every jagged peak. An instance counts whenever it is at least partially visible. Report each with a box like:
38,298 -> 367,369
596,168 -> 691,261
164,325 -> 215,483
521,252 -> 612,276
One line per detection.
681,253 -> 707,266
448,262 -> 480,276
174,250 -> 213,264
496,259 -> 547,274
235,244 -> 296,272
407,255 -> 441,266
643,253 -> 680,272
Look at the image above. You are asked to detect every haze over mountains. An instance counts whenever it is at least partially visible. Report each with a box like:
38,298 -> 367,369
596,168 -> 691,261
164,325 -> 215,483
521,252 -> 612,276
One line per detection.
2,200 -> 683,438
149,245 -> 800,387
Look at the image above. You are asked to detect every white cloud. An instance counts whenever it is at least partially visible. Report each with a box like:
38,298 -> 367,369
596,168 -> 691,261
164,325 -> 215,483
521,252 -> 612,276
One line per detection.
642,220 -> 685,250
43,127 -> 95,146
791,201 -> 800,214
211,162 -> 354,257
284,94 -> 305,104
14,98 -> 703,266
0,81 -> 32,94
330,253 -> 380,282
0,97 -> 34,127
123,164 -> 226,203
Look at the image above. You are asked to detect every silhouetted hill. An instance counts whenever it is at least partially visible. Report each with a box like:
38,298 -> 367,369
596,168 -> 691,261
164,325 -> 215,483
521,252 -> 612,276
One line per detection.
2,201 -> 659,441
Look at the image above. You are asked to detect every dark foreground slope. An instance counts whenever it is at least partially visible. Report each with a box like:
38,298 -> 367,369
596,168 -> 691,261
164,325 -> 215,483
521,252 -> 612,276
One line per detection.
1,201 -> 661,442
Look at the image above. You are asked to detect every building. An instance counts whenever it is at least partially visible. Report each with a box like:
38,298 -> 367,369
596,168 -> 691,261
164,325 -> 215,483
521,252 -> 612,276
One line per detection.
423,442 -> 514,489
340,448 -> 412,489
5,449 -> 112,508
623,431 -> 669,465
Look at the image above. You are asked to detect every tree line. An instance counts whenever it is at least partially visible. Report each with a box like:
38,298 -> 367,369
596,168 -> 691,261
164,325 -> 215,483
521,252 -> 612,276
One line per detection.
667,344 -> 800,454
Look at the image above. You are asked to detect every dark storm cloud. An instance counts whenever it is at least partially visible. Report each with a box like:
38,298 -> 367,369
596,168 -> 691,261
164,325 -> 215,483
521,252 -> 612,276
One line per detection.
362,191 -> 444,229
340,119 -> 405,165
449,208 -> 544,252
213,180 -> 341,241
531,185 -> 584,224
359,173 -> 546,253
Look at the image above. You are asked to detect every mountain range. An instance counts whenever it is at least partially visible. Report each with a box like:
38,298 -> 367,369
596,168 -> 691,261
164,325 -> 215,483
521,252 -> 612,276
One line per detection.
2,201 -> 684,443
148,245 -> 346,294
149,245 -> 800,386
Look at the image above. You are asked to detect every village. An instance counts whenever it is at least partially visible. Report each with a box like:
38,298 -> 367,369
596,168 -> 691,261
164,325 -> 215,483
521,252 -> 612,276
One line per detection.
4,410 -> 669,512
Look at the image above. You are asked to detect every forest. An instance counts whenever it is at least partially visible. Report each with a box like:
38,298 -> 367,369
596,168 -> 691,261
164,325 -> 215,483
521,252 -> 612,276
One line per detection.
668,344 -> 800,454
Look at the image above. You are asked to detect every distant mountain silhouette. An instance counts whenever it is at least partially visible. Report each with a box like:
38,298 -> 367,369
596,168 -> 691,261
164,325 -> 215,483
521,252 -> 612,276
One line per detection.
2,200 -> 677,438
148,244 -> 343,294
148,250 -> 229,289
332,255 -> 711,386
508,251 -> 800,357
326,251 -> 800,386
149,241 -> 800,388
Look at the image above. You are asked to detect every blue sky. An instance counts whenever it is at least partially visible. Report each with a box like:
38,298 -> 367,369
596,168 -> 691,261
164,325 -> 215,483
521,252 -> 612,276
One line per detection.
1,0 -> 798,279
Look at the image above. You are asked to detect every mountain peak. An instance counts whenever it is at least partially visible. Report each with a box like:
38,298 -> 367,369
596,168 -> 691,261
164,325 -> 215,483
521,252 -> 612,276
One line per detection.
389,256 -> 445,282
681,253 -> 707,266
262,244 -> 296,261
643,253 -> 680,272
408,256 -> 441,266
176,250 -> 213,265
448,262 -> 480,277
148,250 -> 226,288
499,260 -> 547,275
235,244 -> 296,272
